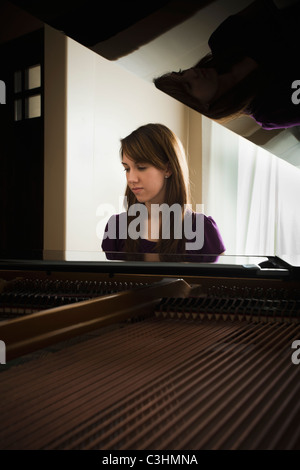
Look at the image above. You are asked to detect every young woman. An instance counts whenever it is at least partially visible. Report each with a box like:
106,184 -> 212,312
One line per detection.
101,123 -> 225,260
154,0 -> 300,129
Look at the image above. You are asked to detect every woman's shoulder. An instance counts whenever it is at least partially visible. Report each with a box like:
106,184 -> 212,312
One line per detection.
105,212 -> 127,229
107,212 -> 126,222
190,211 -> 221,226
102,212 -> 126,240
185,210 -> 216,224
185,210 -> 225,254
184,210 -> 222,240
101,212 -> 127,256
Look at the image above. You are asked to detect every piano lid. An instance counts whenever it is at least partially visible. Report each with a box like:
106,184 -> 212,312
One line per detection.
5,0 -> 300,164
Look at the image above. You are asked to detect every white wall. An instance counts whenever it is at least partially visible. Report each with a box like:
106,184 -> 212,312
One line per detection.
65,36 -> 191,259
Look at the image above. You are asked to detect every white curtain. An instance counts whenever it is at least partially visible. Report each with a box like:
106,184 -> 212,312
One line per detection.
275,157 -> 300,257
236,139 -> 277,255
202,117 -> 300,257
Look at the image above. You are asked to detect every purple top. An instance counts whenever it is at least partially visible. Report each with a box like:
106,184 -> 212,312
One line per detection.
208,0 -> 300,129
101,211 -> 225,260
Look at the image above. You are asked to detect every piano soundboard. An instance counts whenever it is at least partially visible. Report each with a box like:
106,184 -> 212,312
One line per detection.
0,255 -> 299,450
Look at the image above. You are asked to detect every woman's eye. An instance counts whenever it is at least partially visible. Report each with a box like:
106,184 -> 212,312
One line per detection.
122,165 -> 147,172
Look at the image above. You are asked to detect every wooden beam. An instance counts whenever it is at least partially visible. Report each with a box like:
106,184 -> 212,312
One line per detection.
0,277 -> 191,361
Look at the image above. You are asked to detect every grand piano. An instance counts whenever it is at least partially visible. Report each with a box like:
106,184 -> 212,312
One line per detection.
0,253 -> 300,450
1,0 -> 300,452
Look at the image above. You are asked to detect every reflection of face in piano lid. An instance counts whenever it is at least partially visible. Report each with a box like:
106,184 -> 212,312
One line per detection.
170,67 -> 219,110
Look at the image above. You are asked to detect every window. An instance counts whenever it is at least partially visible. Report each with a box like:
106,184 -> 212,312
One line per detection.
13,64 -> 42,121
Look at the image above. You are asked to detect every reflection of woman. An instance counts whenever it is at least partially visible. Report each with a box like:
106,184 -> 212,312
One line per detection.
154,0 -> 300,130
101,123 -> 225,260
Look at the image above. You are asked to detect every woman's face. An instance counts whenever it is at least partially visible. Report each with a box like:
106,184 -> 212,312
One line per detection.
173,66 -> 219,107
122,153 -> 170,208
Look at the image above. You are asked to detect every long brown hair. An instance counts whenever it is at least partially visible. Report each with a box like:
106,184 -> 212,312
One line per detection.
120,123 -> 191,254
154,52 -> 266,122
